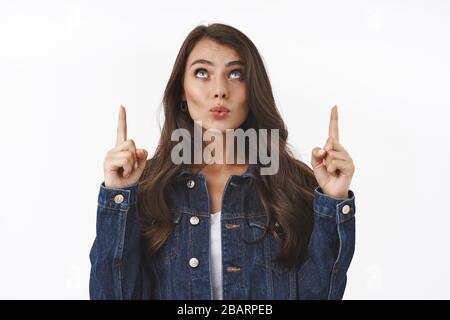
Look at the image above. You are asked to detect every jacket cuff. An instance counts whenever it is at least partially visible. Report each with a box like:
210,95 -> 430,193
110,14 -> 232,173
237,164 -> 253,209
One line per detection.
313,186 -> 356,224
98,181 -> 139,210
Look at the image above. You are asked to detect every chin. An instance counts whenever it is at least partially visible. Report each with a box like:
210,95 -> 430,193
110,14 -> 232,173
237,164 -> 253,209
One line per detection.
205,124 -> 229,133
193,117 -> 241,133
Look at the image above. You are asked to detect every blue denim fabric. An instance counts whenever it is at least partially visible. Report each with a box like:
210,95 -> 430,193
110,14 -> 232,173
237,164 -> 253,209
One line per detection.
89,165 -> 356,300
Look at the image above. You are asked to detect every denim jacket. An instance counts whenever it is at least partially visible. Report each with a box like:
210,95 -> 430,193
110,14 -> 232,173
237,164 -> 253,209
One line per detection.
89,165 -> 356,300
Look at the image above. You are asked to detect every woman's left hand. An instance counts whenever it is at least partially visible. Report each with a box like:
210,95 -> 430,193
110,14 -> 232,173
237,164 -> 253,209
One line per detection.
311,106 -> 355,199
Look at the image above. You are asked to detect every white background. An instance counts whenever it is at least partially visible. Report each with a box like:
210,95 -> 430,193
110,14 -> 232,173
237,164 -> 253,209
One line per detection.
1,0 -> 449,299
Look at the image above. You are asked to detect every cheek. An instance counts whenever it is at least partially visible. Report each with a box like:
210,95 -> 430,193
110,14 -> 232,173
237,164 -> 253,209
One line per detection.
184,82 -> 209,122
234,85 -> 248,112
185,82 -> 207,108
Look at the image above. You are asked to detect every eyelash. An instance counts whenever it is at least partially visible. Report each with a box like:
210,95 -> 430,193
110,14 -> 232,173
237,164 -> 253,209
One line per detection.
194,68 -> 244,80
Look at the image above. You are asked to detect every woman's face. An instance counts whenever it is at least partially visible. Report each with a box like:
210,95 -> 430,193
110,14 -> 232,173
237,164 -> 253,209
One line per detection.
182,38 -> 249,133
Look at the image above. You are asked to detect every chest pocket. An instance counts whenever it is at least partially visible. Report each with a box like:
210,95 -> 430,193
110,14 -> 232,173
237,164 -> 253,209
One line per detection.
243,215 -> 294,275
241,215 -> 269,268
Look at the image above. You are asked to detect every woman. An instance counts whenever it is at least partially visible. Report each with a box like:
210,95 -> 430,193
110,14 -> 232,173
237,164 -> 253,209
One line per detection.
90,23 -> 356,300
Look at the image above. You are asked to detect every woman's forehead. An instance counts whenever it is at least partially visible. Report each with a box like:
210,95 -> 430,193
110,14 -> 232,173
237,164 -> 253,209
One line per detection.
188,38 -> 241,64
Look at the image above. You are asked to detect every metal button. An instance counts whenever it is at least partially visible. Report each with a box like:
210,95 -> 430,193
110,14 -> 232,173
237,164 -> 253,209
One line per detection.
186,179 -> 195,189
189,257 -> 199,268
113,194 -> 124,204
190,216 -> 199,225
342,204 -> 351,214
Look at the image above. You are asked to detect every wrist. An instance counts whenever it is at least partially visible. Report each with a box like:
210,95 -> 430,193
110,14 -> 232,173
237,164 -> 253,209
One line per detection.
320,188 -> 349,200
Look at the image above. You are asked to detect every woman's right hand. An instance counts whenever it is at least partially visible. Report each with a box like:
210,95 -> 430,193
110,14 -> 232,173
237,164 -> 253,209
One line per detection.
103,105 -> 148,189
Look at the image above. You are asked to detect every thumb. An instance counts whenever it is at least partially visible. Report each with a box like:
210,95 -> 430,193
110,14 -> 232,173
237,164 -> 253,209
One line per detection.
137,149 -> 148,159
136,149 -> 148,168
311,147 -> 329,184
311,147 -> 326,167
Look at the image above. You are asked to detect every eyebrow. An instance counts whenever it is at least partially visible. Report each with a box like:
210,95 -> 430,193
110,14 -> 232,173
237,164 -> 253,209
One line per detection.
190,59 -> 245,68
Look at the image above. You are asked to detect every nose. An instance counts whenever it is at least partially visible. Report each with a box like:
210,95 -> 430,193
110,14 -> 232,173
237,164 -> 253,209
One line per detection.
212,76 -> 228,99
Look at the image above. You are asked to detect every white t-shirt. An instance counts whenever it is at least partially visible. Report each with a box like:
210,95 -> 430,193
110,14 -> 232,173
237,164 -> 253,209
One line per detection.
210,210 -> 223,300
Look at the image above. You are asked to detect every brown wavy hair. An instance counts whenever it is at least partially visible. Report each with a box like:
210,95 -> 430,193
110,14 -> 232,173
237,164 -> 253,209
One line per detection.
137,23 -> 318,269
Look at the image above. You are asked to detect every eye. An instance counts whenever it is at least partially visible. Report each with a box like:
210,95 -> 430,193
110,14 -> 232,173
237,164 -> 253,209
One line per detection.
229,69 -> 243,79
194,68 -> 208,79
194,68 -> 244,80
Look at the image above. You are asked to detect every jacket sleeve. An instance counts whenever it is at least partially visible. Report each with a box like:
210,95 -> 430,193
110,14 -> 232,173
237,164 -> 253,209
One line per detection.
297,186 -> 356,300
89,181 -> 152,300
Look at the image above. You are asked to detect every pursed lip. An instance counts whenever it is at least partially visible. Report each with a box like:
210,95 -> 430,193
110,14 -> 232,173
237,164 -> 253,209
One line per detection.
210,105 -> 230,112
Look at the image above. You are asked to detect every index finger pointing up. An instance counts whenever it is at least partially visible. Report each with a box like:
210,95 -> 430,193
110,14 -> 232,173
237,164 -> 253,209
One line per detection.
328,105 -> 339,142
116,105 -> 127,146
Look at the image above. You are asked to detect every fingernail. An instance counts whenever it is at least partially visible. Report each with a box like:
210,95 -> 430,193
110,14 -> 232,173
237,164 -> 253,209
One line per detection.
319,149 -> 325,155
